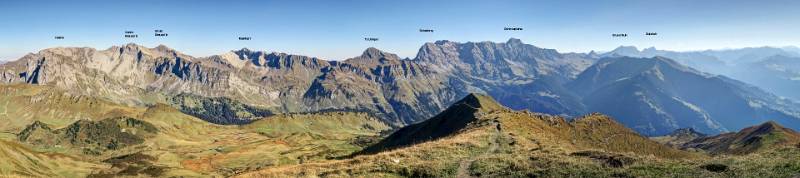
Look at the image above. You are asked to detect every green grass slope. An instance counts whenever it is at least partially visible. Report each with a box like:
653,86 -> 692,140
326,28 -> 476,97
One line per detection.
0,84 -> 392,177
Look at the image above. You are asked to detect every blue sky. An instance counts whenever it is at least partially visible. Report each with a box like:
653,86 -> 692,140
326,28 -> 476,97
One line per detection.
1,0 -> 798,61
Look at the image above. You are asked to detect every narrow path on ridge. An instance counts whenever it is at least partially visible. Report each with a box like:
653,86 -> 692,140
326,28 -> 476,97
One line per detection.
456,122 -> 501,178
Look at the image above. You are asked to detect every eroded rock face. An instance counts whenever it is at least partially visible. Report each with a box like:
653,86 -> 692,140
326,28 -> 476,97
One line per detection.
1,39 -> 591,126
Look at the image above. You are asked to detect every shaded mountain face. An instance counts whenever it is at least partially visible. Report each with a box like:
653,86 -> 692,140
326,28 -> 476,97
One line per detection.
569,56 -> 800,136
682,121 -> 800,155
602,46 -> 800,101
0,39 -> 593,126
730,55 -> 800,101
602,46 -> 726,74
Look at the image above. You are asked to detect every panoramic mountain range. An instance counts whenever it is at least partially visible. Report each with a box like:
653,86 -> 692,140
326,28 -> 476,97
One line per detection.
4,0 -> 800,176
2,39 -> 799,136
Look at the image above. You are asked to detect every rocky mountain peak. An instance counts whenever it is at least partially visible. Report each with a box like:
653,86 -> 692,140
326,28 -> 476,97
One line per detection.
117,43 -> 151,53
741,121 -> 797,138
361,47 -> 382,58
415,42 -> 450,61
224,47 -> 273,67
344,47 -> 401,64
154,44 -> 172,51
233,47 -> 257,57
123,43 -> 143,49
434,40 -> 454,45
104,43 -> 183,59
505,38 -> 525,47
753,120 -> 784,133
606,46 -> 641,57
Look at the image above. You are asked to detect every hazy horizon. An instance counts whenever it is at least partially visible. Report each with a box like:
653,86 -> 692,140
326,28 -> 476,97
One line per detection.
2,39 -> 800,62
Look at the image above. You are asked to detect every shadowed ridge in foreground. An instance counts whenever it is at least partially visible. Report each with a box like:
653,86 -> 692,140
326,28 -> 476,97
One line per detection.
359,93 -> 506,154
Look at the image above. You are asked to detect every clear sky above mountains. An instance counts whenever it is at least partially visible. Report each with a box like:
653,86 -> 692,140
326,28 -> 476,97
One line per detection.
1,0 -> 798,61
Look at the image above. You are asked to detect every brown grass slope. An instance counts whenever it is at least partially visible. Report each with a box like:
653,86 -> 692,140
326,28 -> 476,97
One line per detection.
0,140 -> 102,177
238,93 -> 698,177
0,84 -> 142,133
1,84 -> 392,177
683,121 -> 800,155
364,93 -> 691,158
